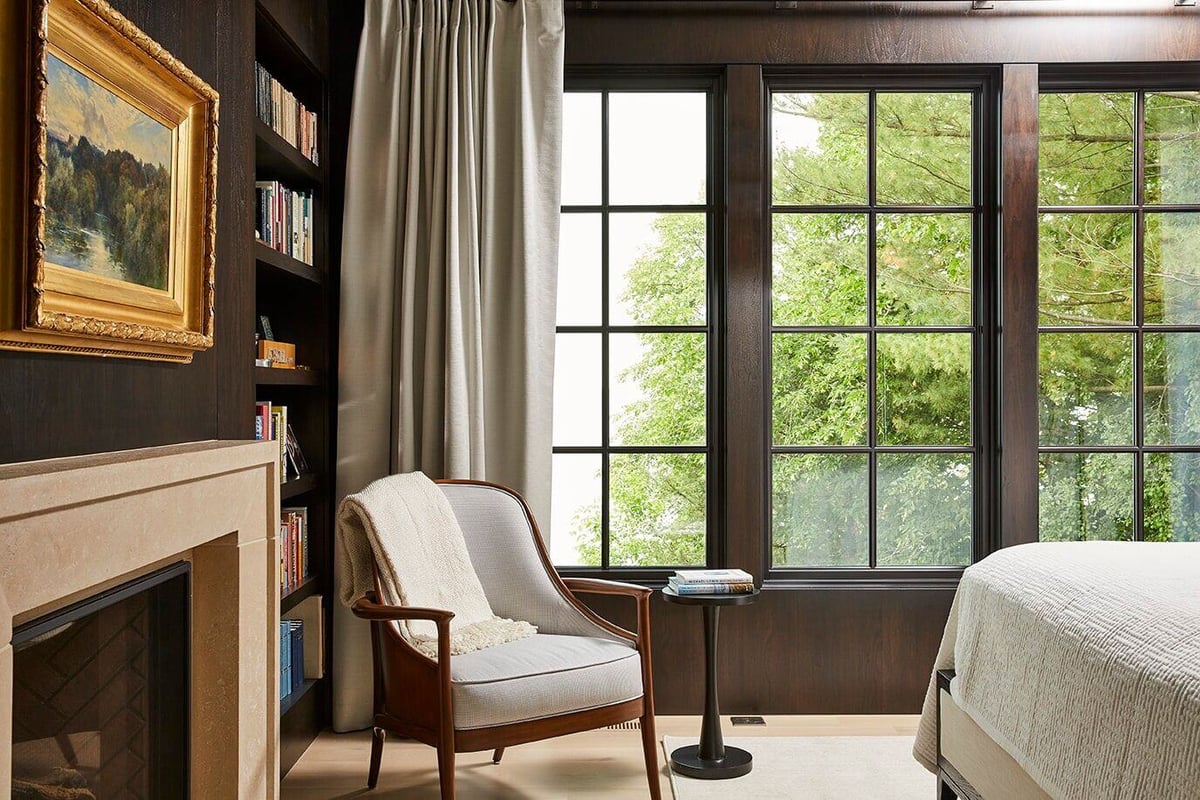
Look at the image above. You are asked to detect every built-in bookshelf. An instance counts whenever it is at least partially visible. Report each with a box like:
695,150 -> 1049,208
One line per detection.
253,0 -> 335,776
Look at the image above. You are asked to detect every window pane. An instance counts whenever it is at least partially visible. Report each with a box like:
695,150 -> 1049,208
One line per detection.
609,93 -> 706,205
771,92 -> 868,206
609,453 -> 705,566
1144,452 -> 1200,543
609,213 -> 706,326
1039,333 -> 1133,446
1145,212 -> 1200,325
610,333 -> 705,446
562,93 -> 601,205
876,93 -> 973,207
772,212 -> 868,328
876,213 -> 972,326
553,334 -> 602,447
772,453 -> 868,567
877,333 -> 971,446
1038,452 -> 1133,542
557,213 -> 602,325
550,454 -> 602,566
1038,213 -> 1133,326
877,453 -> 972,567
773,333 -> 868,446
772,213 -> 867,326
1144,332 -> 1200,446
1039,93 -> 1134,207
1146,91 -> 1200,206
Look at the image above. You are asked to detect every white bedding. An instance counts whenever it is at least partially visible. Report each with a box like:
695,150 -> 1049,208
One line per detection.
914,541 -> 1200,800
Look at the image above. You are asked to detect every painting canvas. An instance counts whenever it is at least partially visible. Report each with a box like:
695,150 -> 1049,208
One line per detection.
43,53 -> 173,291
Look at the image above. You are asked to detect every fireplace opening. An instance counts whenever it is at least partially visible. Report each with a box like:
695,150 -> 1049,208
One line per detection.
11,562 -> 190,800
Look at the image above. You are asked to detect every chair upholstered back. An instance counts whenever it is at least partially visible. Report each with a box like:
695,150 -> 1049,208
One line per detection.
438,482 -> 623,642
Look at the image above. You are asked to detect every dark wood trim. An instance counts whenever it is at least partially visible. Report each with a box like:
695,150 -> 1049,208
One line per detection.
254,119 -> 322,187
255,241 -> 323,284
255,366 -> 322,386
998,64 -> 1041,548
565,11 -> 1200,66
724,64 -> 768,582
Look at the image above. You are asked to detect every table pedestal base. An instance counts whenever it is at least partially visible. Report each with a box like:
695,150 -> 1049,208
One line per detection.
669,744 -> 753,780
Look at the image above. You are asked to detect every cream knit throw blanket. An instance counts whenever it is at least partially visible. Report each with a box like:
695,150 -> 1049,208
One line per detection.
336,472 -> 535,659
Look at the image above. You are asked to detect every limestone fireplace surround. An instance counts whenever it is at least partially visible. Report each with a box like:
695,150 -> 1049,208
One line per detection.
0,440 -> 282,799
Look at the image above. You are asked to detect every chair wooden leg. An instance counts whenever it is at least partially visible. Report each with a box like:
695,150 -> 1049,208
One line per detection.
938,775 -> 957,799
640,712 -> 663,800
437,741 -> 456,800
491,747 -> 505,764
367,726 -> 385,789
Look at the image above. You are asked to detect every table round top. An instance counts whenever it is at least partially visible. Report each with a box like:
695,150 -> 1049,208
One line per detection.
661,586 -> 760,606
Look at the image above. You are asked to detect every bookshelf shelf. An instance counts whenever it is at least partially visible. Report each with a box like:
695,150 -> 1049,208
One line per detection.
281,472 -> 320,500
255,119 -> 321,187
279,678 -> 320,717
256,241 -> 323,284
256,366 -> 321,387
281,575 -> 322,614
254,0 -> 337,775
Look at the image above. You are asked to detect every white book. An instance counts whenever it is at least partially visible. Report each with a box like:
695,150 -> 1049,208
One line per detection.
673,568 -> 753,585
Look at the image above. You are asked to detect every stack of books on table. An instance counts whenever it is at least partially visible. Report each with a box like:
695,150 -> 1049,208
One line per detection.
668,569 -> 755,595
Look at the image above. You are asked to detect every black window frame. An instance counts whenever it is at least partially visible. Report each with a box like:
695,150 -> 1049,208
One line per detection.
761,68 -> 1000,586
552,68 -> 726,581
1036,66 -> 1200,543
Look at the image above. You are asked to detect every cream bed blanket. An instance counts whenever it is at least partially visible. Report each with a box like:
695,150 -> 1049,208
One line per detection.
336,471 -> 535,659
914,541 -> 1200,800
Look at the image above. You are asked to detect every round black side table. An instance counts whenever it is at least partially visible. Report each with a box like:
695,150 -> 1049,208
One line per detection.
662,585 -> 760,779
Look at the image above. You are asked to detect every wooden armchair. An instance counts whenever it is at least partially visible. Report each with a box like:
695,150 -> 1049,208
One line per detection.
351,479 -> 661,799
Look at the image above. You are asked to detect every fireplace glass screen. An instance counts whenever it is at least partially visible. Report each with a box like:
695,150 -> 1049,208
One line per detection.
11,562 -> 190,799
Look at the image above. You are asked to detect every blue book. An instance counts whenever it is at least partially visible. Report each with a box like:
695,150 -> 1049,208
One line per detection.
280,620 -> 291,699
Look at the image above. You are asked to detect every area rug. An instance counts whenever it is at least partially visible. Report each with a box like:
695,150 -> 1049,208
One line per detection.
662,736 -> 933,799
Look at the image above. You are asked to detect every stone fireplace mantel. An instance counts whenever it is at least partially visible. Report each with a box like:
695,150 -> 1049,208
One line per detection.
0,440 -> 281,799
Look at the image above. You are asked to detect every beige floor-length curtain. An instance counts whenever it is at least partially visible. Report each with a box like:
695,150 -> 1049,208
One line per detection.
333,0 -> 563,731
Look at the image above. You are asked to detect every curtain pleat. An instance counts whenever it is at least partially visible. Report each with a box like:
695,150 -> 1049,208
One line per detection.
333,0 -> 563,731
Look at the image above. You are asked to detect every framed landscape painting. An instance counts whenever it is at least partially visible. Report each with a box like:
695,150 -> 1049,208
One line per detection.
0,0 -> 218,362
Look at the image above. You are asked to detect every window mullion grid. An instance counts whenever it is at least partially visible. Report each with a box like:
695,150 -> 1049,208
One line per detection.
600,90 -> 611,570
867,89 -> 879,570
1133,90 -> 1147,541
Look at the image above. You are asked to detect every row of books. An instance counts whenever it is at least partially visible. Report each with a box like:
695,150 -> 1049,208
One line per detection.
255,401 -> 310,483
667,568 -> 755,595
281,507 -> 310,596
255,180 -> 314,265
280,619 -> 307,700
255,62 -> 319,164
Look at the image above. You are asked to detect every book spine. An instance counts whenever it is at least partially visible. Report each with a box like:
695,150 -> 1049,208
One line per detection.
291,621 -> 304,693
669,582 -> 755,594
280,620 -> 290,699
672,573 -> 754,585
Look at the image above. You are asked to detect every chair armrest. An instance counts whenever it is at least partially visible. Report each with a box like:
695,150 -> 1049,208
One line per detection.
561,577 -> 653,599
351,595 -> 455,625
561,577 -> 653,649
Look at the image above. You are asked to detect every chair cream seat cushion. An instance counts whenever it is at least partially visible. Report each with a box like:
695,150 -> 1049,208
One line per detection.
450,634 -> 643,730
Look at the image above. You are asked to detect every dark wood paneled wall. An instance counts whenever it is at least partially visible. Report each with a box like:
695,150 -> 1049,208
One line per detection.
0,0 -> 255,464
567,5 -> 1200,715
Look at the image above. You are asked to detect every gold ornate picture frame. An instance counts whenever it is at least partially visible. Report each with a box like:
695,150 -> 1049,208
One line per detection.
0,0 -> 218,362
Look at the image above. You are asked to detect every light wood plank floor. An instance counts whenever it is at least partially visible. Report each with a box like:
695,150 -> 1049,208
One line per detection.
281,715 -> 920,799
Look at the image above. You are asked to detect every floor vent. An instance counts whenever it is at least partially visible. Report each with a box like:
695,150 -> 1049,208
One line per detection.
731,716 -> 766,726
606,720 -> 641,730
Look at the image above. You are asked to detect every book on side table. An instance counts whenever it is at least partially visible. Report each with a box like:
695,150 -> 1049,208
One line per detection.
668,568 -> 755,595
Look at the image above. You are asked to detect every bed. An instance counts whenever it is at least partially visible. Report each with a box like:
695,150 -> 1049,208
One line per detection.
913,541 -> 1200,800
